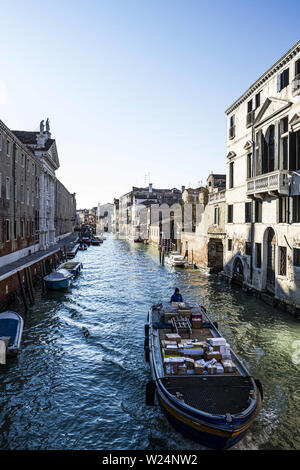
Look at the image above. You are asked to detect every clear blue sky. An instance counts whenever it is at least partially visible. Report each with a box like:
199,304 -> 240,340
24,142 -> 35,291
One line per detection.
0,0 -> 299,208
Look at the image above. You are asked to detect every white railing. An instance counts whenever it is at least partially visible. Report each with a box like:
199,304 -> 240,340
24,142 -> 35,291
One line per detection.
246,170 -> 290,195
208,190 -> 226,204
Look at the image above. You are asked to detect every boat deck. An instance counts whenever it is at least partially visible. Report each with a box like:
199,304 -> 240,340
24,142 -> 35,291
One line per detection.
161,375 -> 253,415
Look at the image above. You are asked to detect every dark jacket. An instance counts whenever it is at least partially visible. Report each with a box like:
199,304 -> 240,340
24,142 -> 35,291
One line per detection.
170,292 -> 183,303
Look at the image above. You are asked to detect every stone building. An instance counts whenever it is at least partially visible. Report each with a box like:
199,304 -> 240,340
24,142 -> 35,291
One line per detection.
112,198 -> 119,234
96,203 -> 113,234
0,117 -> 76,266
13,119 -> 60,250
55,180 -> 76,240
0,120 -> 41,266
118,184 -> 183,242
224,40 -> 300,310
180,175 -> 226,272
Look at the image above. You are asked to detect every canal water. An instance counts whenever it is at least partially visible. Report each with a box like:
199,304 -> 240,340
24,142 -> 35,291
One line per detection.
0,234 -> 299,450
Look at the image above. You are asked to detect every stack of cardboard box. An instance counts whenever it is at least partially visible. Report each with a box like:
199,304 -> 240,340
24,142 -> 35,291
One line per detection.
162,332 -> 237,376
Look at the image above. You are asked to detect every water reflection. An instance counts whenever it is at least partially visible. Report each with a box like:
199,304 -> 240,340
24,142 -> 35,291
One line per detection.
0,234 -> 299,450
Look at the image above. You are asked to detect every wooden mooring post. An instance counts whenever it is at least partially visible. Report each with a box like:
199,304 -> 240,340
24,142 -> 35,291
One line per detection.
24,267 -> 34,305
17,270 -> 28,311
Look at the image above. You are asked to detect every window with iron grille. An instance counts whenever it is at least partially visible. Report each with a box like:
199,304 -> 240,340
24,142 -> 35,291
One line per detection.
293,248 -> 300,267
279,246 -> 287,276
279,197 -> 289,223
256,243 -> 261,268
247,154 -> 252,178
245,242 -> 252,256
255,200 -> 262,223
227,205 -> 233,223
293,196 -> 300,223
245,202 -> 252,223
229,162 -> 234,188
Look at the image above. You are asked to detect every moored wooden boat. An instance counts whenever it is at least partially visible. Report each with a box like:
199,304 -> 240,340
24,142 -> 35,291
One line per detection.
0,311 -> 24,358
78,243 -> 88,251
59,261 -> 83,277
44,269 -> 73,290
145,302 -> 263,449
91,239 -> 101,246
166,253 -> 186,267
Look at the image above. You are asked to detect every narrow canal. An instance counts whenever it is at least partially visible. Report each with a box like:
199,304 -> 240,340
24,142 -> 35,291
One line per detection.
0,234 -> 299,450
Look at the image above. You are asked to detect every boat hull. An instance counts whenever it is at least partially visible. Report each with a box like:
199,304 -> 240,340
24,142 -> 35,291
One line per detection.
45,279 -> 71,290
157,388 -> 261,449
0,311 -> 24,355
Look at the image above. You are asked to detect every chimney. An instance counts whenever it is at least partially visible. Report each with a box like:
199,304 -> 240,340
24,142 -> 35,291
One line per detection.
149,183 -> 153,193
181,185 -> 185,193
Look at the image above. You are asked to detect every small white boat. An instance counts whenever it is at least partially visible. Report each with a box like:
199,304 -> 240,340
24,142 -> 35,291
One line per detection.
44,269 -> 73,290
0,311 -> 24,359
59,261 -> 83,277
166,253 -> 186,267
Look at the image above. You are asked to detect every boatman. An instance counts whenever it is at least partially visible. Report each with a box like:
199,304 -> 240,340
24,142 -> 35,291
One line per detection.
170,288 -> 183,303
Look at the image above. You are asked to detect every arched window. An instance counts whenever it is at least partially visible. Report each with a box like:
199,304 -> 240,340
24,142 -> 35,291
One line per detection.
262,125 -> 275,174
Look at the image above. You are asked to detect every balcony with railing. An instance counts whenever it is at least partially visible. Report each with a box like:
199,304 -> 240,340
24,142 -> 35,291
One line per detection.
208,189 -> 226,204
292,74 -> 300,95
246,170 -> 290,196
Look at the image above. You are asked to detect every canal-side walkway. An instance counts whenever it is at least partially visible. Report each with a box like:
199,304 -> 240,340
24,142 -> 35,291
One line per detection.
0,232 -> 78,281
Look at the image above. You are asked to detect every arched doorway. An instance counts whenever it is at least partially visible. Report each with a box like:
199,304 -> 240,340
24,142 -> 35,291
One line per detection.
266,227 -> 276,293
232,257 -> 244,286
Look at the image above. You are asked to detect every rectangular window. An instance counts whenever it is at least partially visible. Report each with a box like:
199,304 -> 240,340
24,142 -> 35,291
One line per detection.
26,159 -> 30,173
14,147 -> 18,163
26,187 -> 30,205
245,202 -> 252,223
6,177 -> 10,200
277,68 -> 289,91
256,243 -> 262,268
21,220 -> 24,238
6,140 -> 11,157
245,242 -> 252,256
21,184 -> 24,203
228,239 -> 233,251
255,200 -> 262,223
293,248 -> 300,267
293,196 -> 300,223
229,162 -> 234,188
6,220 -> 10,241
229,115 -> 235,139
21,154 -> 24,167
214,207 -> 220,225
27,220 -> 30,237
279,246 -> 287,276
247,154 -> 252,178
279,197 -> 289,223
227,205 -> 233,223
255,92 -> 261,108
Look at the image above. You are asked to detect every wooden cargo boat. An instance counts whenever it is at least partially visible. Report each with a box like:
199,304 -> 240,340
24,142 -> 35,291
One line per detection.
145,302 -> 263,449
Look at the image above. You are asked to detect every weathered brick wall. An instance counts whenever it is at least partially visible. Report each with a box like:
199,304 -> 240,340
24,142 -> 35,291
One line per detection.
0,249 -> 63,310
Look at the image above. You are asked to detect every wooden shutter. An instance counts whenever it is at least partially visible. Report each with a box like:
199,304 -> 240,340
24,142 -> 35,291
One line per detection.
256,130 -> 263,175
289,132 -> 296,171
274,120 -> 280,170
